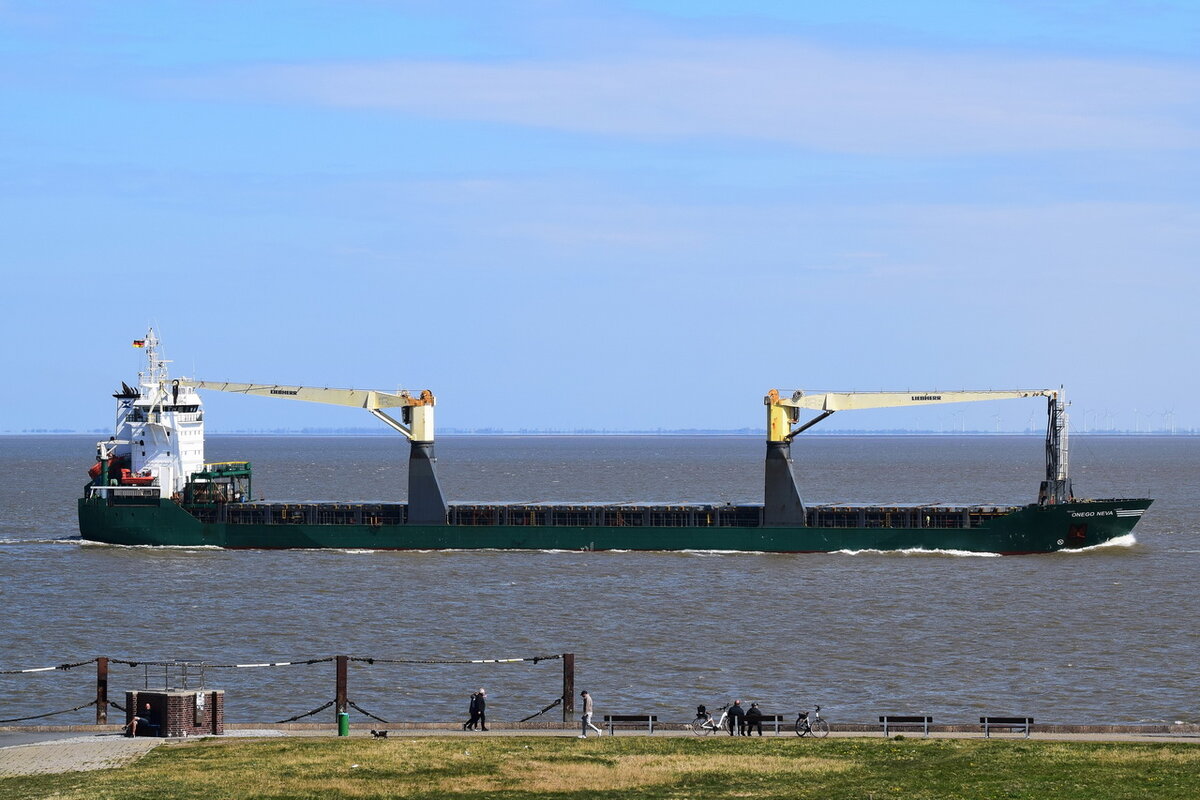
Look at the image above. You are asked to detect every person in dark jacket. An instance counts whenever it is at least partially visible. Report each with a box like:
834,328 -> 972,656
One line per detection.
744,702 -> 764,736
727,699 -> 746,735
476,688 -> 488,731
124,702 -> 158,737
463,690 -> 481,731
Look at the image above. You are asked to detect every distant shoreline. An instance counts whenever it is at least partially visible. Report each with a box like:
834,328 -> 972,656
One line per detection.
3,429 -> 1195,437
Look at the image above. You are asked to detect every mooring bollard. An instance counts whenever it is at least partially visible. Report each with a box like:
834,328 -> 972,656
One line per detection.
95,657 -> 108,725
562,653 -> 575,722
338,711 -> 350,737
335,654 -> 348,726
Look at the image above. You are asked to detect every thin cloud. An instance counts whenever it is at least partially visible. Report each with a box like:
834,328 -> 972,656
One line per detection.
178,38 -> 1200,154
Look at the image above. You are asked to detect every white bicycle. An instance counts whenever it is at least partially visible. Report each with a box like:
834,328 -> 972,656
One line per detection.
689,704 -> 730,736
795,705 -> 829,738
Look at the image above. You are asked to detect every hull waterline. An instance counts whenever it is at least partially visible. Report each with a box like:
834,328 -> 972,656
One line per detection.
79,497 -> 1151,555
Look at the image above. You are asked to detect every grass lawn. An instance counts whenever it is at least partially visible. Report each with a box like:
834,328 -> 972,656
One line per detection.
4,735 -> 1199,799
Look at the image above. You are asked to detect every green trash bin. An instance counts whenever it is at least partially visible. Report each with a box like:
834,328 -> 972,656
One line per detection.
338,711 -> 349,737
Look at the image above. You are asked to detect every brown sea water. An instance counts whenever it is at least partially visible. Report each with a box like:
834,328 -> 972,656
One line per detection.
0,434 -> 1195,726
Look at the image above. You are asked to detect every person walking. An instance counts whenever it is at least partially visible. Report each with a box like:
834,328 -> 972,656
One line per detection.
727,699 -> 746,736
463,691 -> 480,731
744,702 -> 764,736
578,690 -> 603,738
476,688 -> 488,731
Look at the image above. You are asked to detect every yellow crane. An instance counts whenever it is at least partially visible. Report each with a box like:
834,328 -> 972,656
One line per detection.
175,380 -> 447,524
763,388 -> 1071,526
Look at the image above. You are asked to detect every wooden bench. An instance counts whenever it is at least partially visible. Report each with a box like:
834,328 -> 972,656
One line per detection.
743,714 -> 787,735
981,716 -> 1033,738
879,715 -> 932,737
603,714 -> 657,735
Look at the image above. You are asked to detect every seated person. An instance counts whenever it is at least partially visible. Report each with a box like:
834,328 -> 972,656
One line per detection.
745,702 -> 764,736
125,702 -> 158,736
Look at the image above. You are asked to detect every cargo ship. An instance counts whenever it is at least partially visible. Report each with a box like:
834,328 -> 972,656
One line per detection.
78,332 -> 1152,553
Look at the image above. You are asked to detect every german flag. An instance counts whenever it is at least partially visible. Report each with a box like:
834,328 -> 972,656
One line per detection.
132,340 -> 146,348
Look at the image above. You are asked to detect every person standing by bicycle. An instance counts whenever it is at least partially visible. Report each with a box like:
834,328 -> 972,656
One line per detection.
727,699 -> 746,736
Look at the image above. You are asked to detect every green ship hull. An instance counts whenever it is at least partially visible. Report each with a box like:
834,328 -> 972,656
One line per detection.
78,497 -> 1151,554
80,332 -> 1153,555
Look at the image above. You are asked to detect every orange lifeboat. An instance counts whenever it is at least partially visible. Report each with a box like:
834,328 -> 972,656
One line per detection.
118,468 -> 155,486
88,455 -> 130,480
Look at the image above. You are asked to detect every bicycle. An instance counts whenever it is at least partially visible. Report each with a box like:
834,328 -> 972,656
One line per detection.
689,704 -> 730,736
795,705 -> 829,737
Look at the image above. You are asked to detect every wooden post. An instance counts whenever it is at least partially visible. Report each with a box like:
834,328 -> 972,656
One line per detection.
562,653 -> 574,722
335,655 -> 348,720
95,657 -> 108,725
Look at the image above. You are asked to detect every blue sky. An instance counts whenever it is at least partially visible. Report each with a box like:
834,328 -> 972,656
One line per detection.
2,1 -> 1197,433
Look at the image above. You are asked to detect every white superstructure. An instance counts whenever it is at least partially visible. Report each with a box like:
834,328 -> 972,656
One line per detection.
91,330 -> 205,497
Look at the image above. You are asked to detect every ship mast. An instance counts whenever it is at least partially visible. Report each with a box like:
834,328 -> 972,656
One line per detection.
138,329 -> 168,395
764,388 -> 1067,527
1039,389 -> 1072,505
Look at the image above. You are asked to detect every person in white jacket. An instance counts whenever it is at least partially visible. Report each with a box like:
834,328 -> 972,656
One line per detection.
578,690 -> 603,738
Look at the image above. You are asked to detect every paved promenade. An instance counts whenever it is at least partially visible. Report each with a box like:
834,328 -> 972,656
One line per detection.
2,725 -> 1198,777
0,734 -> 161,776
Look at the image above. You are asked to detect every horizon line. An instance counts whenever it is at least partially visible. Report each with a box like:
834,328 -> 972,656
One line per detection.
4,429 -> 1196,437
